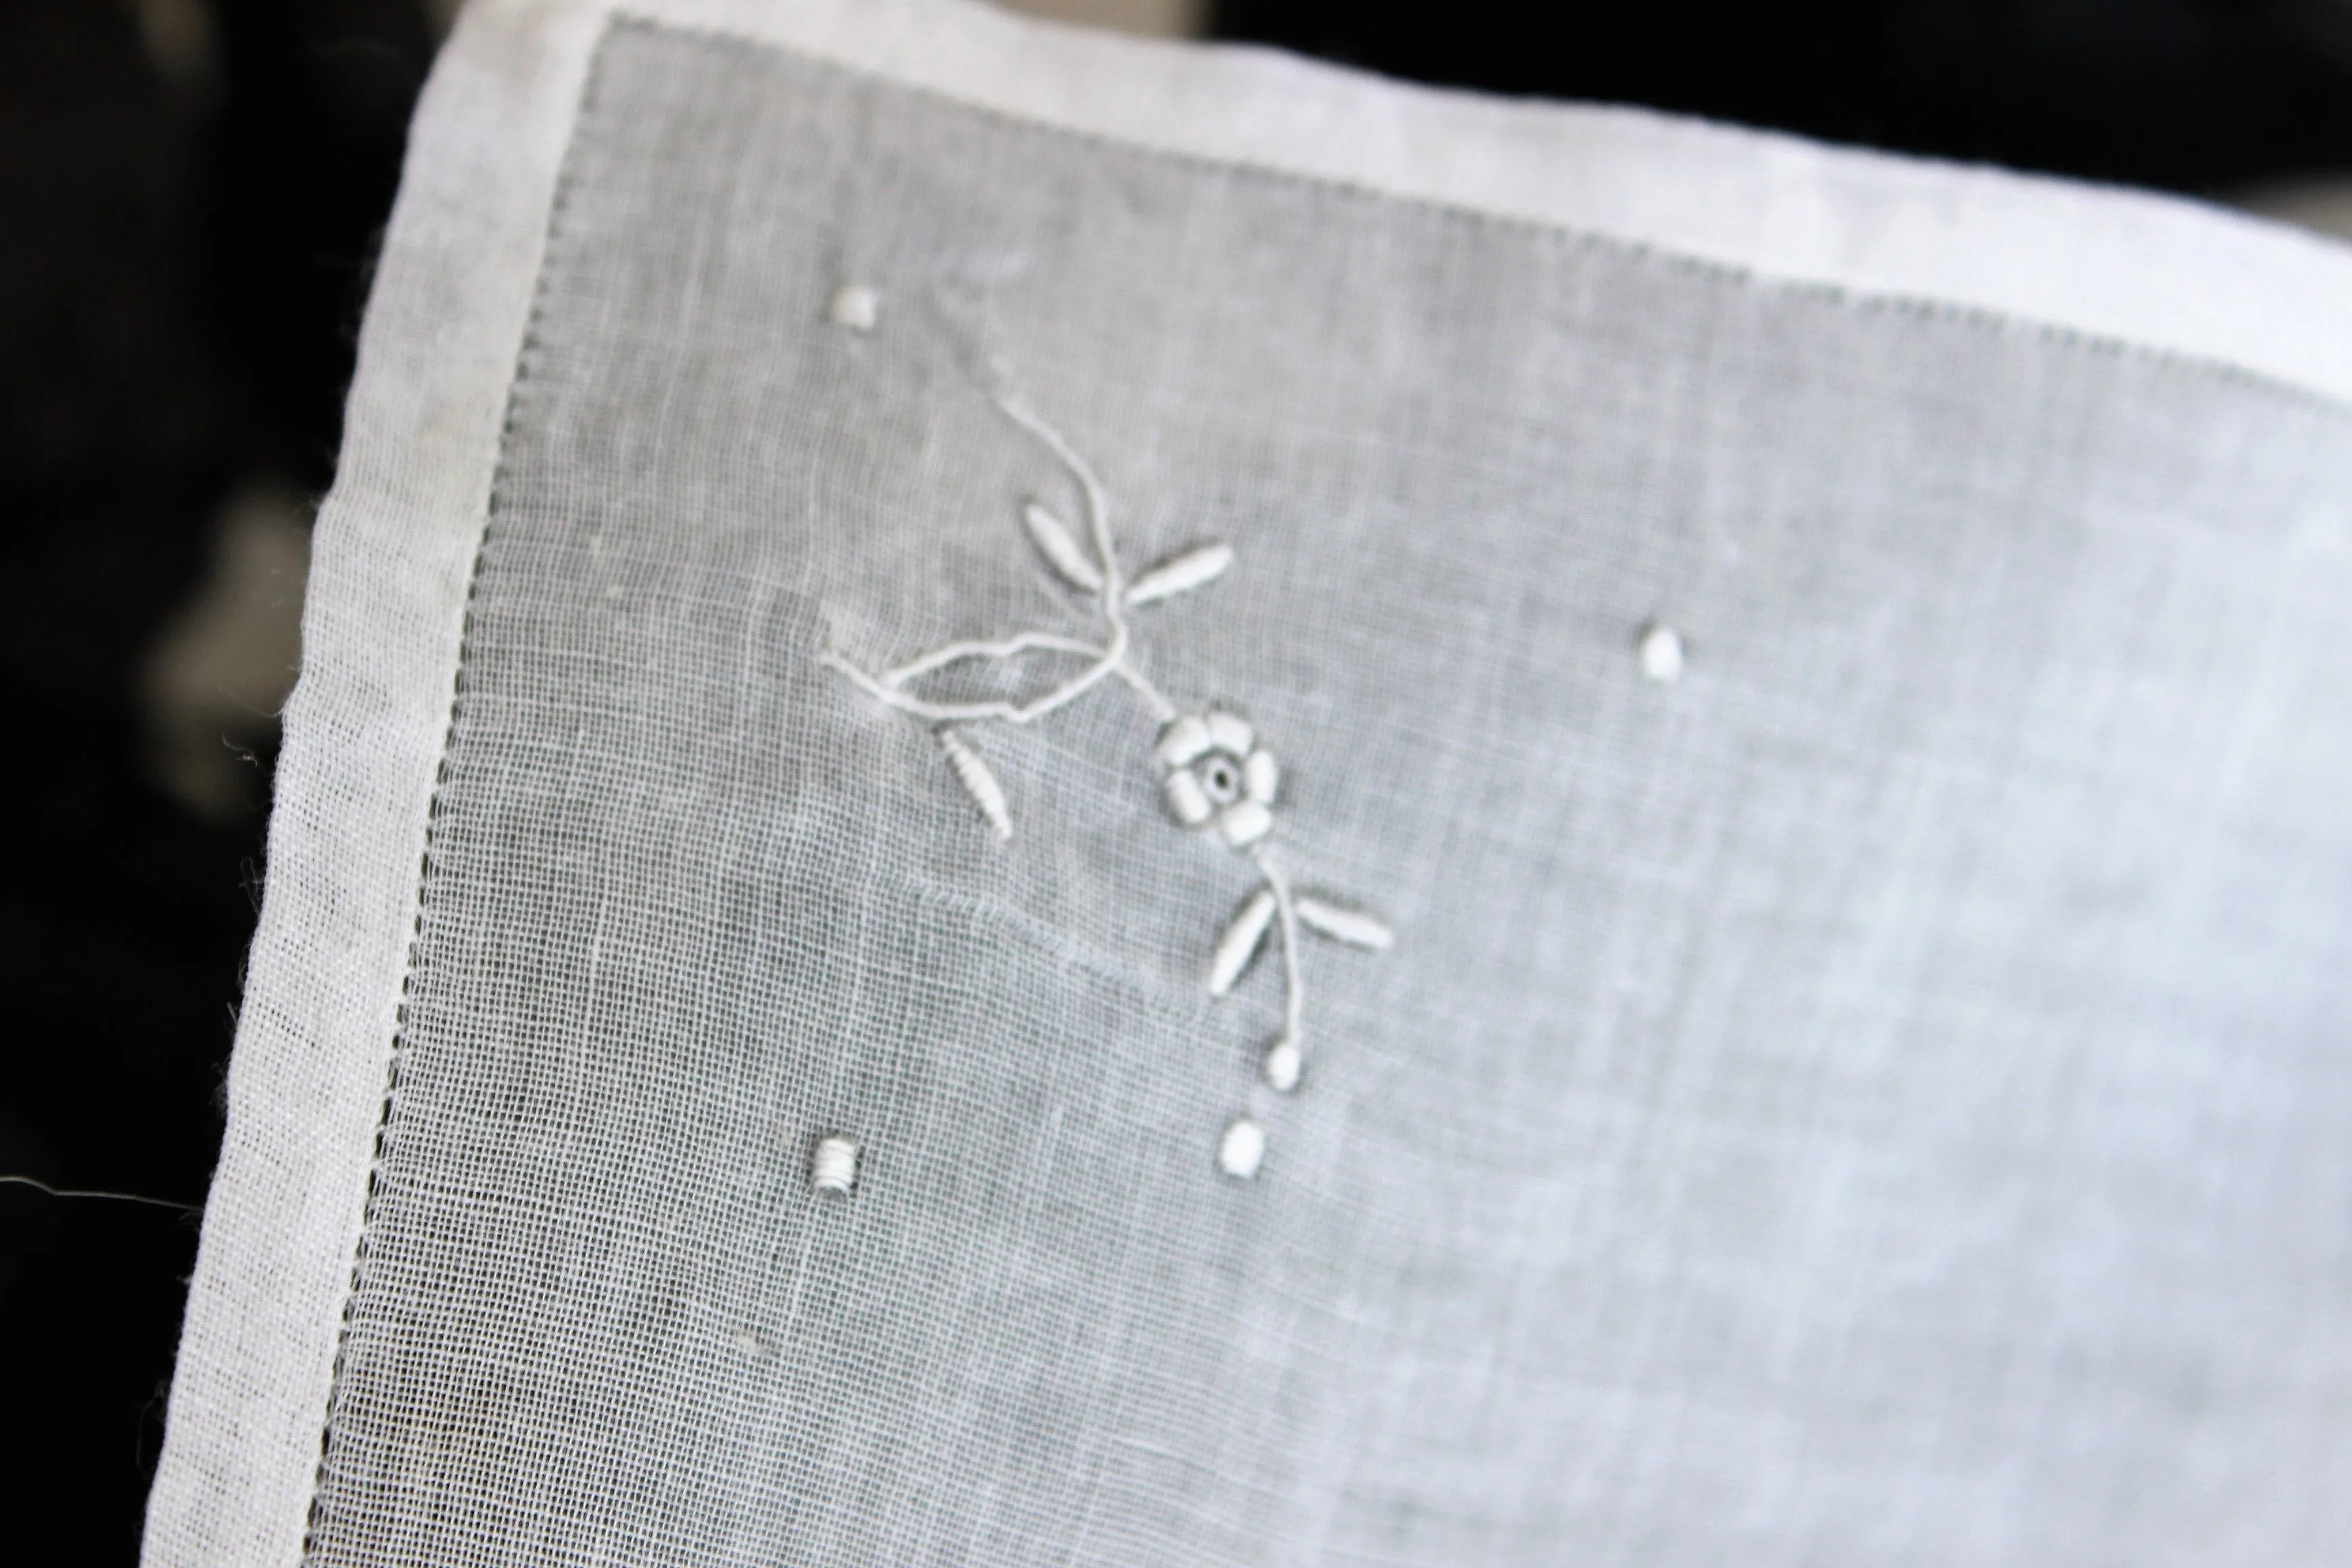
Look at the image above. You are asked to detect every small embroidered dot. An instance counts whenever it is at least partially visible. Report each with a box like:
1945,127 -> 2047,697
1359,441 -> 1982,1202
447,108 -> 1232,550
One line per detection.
827,284 -> 879,332
1638,623 -> 1684,683
1217,1117 -> 1267,1180
1261,1038 -> 1303,1093
811,1134 -> 860,1195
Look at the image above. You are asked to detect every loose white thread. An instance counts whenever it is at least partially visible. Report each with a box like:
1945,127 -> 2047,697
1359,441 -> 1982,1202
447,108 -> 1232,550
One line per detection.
811,1135 -> 860,1195
0,1173 -> 198,1213
936,727 -> 1012,841
1217,1117 -> 1267,1179
1639,623 -> 1684,683
827,283 -> 879,332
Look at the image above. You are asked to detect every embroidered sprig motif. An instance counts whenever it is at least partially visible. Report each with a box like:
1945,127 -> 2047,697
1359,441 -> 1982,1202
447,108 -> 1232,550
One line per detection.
822,355 -> 1391,1163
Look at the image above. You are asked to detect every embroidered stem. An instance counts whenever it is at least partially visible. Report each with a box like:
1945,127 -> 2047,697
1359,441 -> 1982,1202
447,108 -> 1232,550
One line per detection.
883,630 -> 1105,686
824,389 -> 1168,730
1112,661 -> 1177,723
994,387 -> 1126,621
821,619 -> 1131,725
1252,845 -> 1305,1053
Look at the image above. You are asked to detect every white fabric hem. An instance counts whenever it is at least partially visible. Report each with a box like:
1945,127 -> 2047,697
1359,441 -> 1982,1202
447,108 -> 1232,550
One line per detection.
667,0 -> 2352,402
140,3 -> 609,1563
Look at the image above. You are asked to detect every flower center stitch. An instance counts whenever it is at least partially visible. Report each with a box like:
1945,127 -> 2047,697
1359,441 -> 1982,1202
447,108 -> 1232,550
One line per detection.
1200,755 -> 1241,804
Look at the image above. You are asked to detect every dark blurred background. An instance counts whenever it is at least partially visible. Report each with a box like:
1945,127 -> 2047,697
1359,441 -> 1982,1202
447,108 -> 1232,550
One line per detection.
3,0 -> 2348,1558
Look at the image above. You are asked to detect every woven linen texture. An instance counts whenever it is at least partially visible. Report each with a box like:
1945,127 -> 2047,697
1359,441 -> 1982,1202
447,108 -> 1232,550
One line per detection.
301,21 -> 2352,1567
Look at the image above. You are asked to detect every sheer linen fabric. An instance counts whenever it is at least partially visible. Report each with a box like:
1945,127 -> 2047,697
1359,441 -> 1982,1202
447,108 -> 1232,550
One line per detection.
146,2 -> 2352,1564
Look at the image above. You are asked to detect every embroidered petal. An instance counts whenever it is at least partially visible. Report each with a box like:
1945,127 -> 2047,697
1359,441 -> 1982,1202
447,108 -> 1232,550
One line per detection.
936,728 -> 1011,841
1164,767 -> 1214,826
1126,543 -> 1234,607
1242,748 -> 1278,806
1261,1037 -> 1303,1093
1295,896 -> 1392,950
1208,888 -> 1277,995
1217,799 -> 1273,848
1021,502 -> 1105,593
1154,715 -> 1213,771
1204,709 -> 1254,757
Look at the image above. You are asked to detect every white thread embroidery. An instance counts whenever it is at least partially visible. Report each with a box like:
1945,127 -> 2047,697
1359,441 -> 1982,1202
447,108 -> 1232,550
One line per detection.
827,283 -> 879,333
936,728 -> 1011,842
810,1134 -> 860,1195
1217,1117 -> 1267,1180
1639,622 -> 1684,683
1158,707 -> 1275,848
824,361 -> 1392,1166
1208,888 -> 1277,997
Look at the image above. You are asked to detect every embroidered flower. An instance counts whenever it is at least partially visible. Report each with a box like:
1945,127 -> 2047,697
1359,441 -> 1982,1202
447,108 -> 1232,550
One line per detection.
826,357 -> 1392,1173
1155,708 -> 1277,849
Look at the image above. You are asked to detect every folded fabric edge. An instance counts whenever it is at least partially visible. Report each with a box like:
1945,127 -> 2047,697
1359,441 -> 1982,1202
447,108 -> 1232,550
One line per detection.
138,2 -> 609,1564
660,0 -> 2352,404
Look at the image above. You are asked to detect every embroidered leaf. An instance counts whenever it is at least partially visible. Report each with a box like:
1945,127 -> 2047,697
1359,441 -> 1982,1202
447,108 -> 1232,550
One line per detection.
1021,502 -> 1105,593
1126,543 -> 1233,607
1208,888 -> 1277,995
936,728 -> 1012,841
1295,896 -> 1393,951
